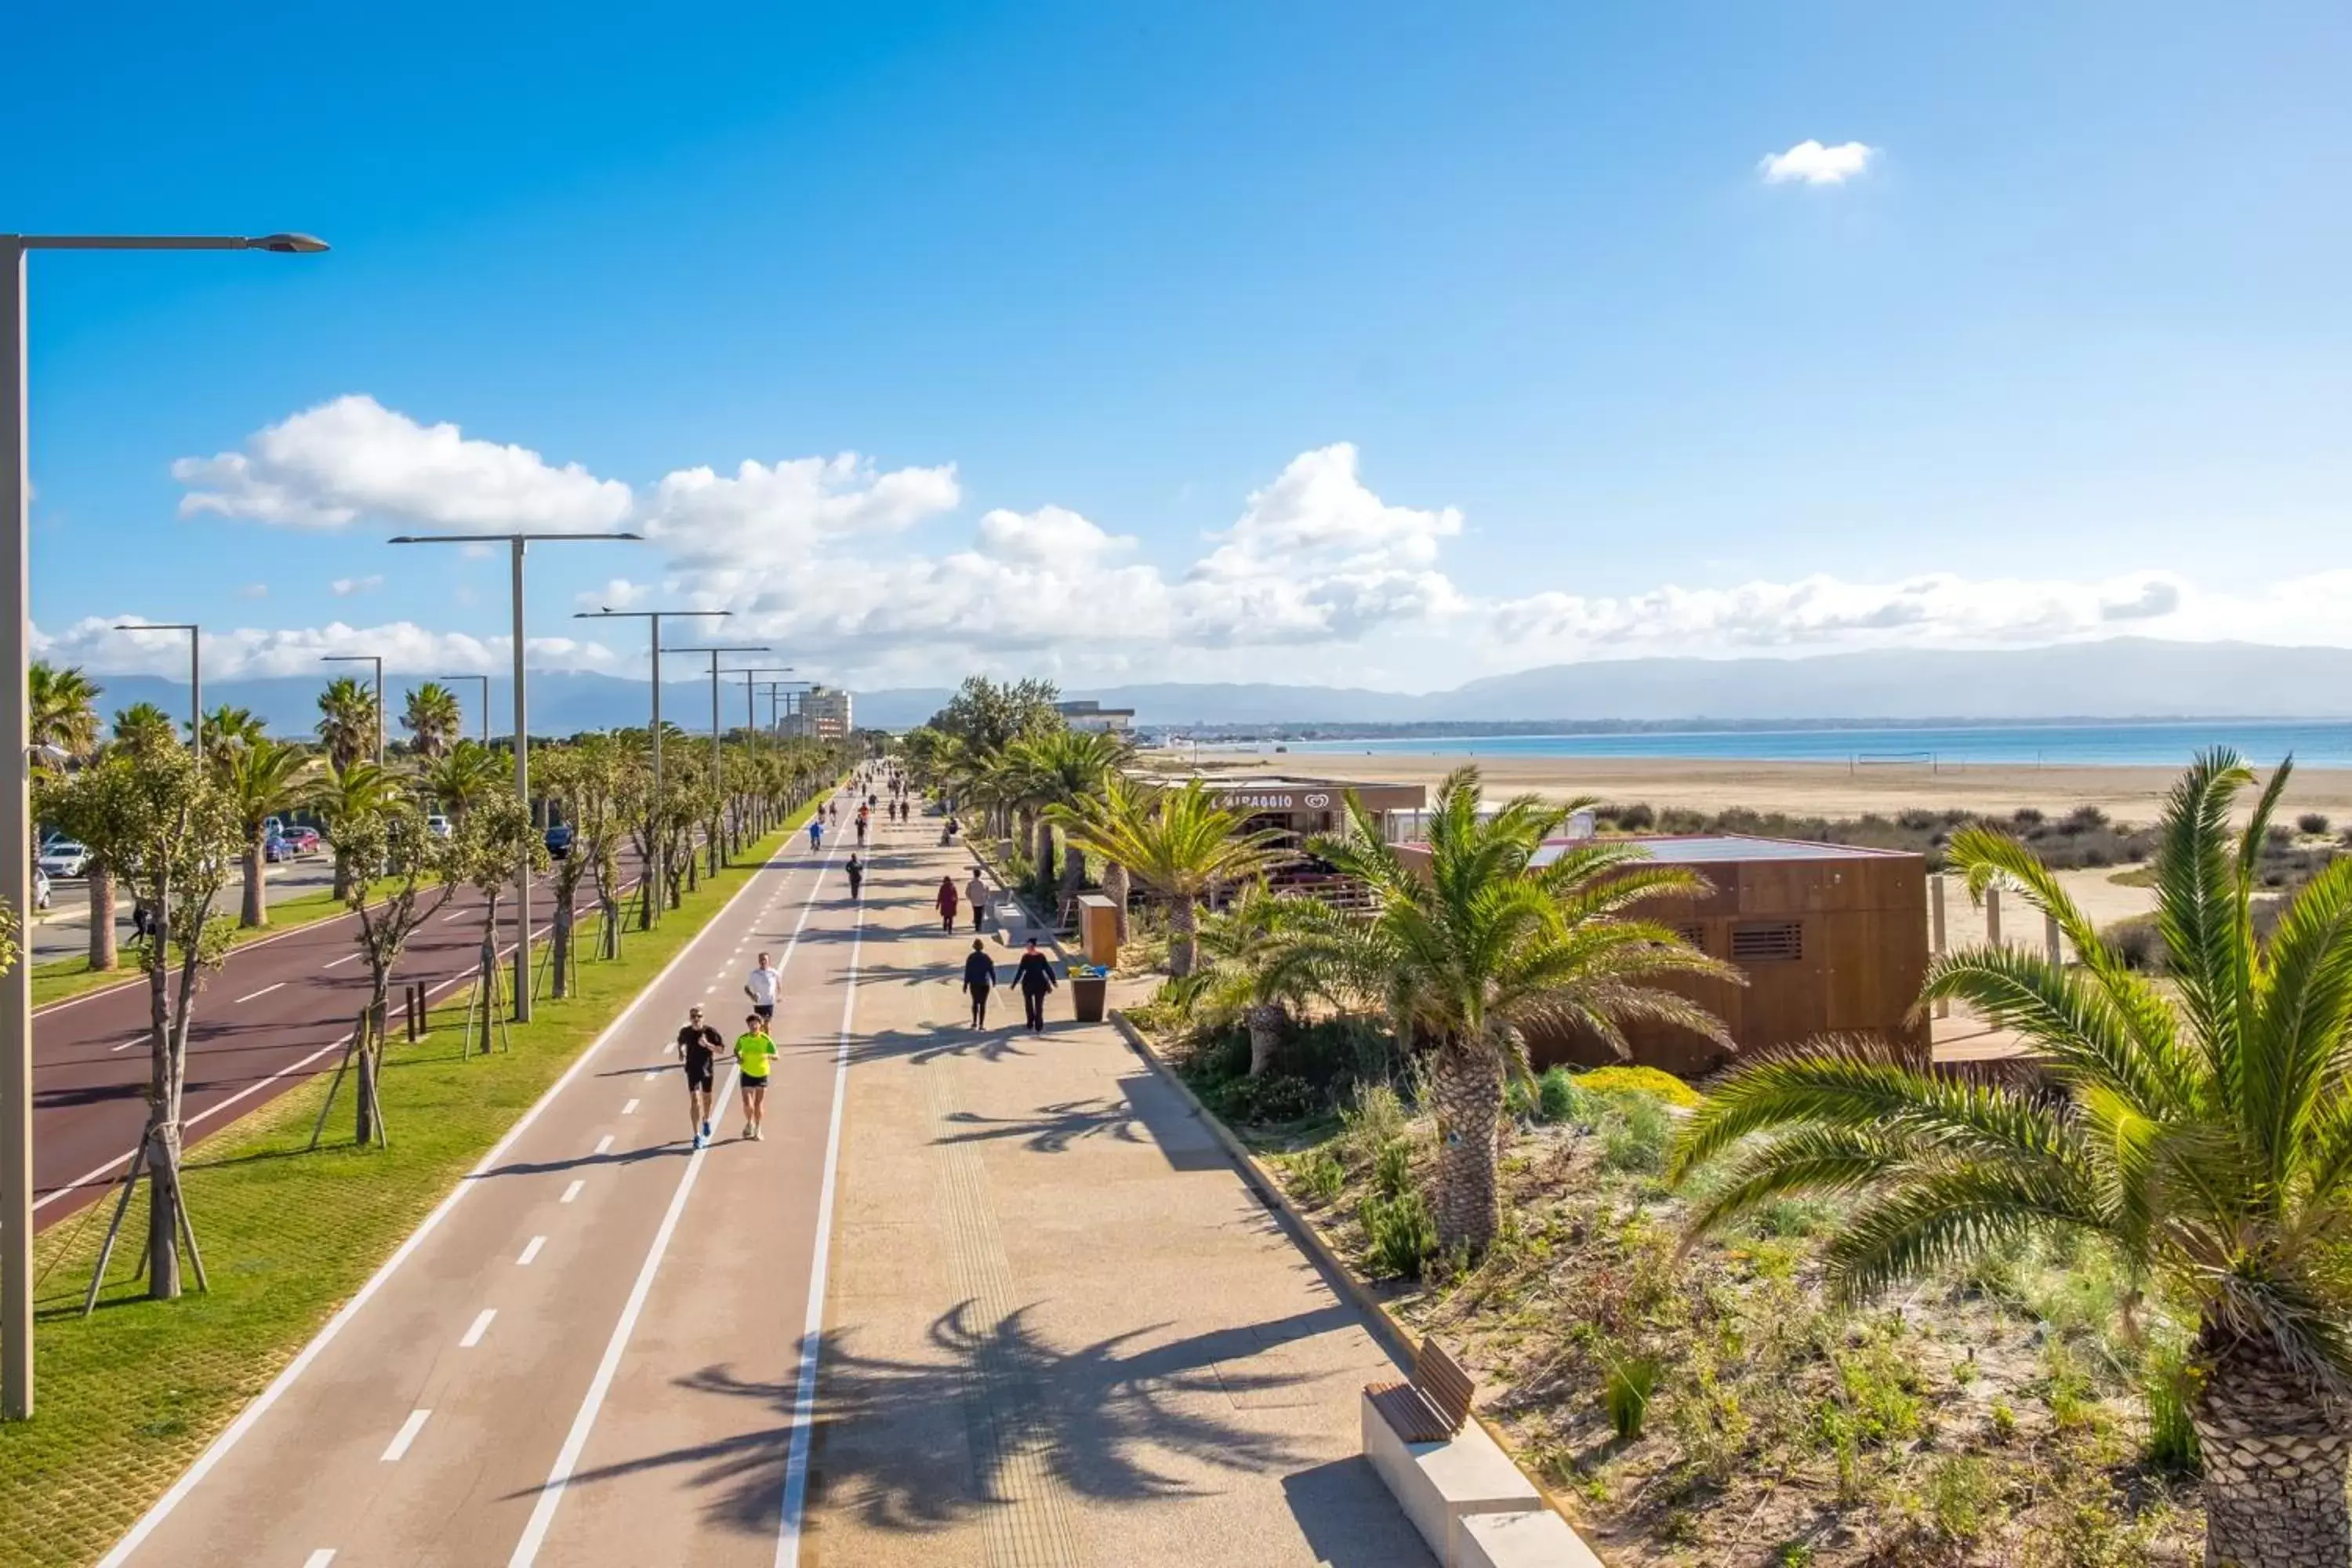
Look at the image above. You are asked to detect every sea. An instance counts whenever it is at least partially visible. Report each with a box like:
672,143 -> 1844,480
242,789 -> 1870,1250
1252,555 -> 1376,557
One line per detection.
1265,720 -> 2352,769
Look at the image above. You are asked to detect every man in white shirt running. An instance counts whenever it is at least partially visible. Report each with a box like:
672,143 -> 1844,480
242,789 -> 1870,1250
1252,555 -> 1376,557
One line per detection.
744,951 -> 780,1025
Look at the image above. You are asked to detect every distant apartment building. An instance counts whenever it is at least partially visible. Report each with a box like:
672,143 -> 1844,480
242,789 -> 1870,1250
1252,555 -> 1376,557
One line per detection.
786,684 -> 854,741
1056,699 -> 1134,734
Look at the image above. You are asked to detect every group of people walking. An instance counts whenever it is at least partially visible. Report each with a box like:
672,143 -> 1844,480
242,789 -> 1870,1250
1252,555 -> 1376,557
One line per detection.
673,769 -> 1069,1144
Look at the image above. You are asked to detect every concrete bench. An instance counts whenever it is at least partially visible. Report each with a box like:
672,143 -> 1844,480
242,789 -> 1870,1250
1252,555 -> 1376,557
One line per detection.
1452,1508 -> 1604,1568
1360,1339 -> 1543,1559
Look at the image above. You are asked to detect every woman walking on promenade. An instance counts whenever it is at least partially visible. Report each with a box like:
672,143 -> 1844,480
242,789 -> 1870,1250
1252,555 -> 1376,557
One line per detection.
961,939 -> 996,1029
936,874 -> 959,931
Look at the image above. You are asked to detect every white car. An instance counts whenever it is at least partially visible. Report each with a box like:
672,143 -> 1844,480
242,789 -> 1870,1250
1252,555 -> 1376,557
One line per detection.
426,814 -> 452,839
38,840 -> 92,880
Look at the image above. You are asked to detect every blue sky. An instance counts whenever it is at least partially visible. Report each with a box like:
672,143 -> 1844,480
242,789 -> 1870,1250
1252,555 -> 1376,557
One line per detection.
14,2 -> 2352,693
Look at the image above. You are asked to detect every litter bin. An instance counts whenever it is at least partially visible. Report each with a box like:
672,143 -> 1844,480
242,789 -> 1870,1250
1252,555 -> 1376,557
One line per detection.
1069,968 -> 1109,1024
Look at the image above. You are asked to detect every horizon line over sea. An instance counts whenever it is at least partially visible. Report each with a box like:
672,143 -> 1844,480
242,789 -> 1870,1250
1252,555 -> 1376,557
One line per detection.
1258,719 -> 2352,769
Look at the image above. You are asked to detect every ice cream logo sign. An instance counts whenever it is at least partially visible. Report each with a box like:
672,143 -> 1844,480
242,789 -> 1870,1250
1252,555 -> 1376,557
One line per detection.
1216,789 -> 1336,811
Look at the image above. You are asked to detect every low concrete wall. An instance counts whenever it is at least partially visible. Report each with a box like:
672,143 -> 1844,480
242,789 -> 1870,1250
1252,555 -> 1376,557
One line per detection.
1454,1509 -> 1606,1568
1361,1392 -> 1541,1559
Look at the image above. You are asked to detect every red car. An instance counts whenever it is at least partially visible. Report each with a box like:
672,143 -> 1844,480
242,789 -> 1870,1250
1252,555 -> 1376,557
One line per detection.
278,826 -> 322,855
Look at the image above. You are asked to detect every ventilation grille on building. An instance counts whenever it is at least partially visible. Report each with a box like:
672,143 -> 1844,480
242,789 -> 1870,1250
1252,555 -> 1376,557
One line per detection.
1675,924 -> 1708,951
1730,921 -> 1803,962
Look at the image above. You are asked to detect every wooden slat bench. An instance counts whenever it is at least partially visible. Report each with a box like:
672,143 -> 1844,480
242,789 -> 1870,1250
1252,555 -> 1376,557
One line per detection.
1366,1337 -> 1475,1442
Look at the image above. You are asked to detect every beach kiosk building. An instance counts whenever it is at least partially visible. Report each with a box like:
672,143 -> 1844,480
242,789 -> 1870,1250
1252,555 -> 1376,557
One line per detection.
1396,833 -> 1931,1076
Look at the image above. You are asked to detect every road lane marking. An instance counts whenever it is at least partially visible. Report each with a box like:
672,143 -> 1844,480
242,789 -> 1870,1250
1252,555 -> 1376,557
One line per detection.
593,1134 -> 613,1155
89,850 -> 798,1568
621,1098 -> 638,1116
778,859 -> 865,1565
461,1309 -> 497,1348
380,1409 -> 431,1462
109,1038 -> 141,1053
303,1552 -> 337,1568
234,982 -> 285,1004
322,953 -> 361,969
561,1180 -> 583,1203
517,1236 -> 546,1266
510,845 -> 838,1567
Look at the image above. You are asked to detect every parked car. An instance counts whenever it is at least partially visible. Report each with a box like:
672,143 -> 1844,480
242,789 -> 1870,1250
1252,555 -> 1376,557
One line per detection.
264,833 -> 296,864
37,840 -> 92,880
545,823 -> 575,858
426,814 -> 453,839
280,825 -> 322,854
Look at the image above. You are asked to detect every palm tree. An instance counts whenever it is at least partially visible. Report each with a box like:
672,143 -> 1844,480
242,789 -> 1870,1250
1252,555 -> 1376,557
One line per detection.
1000,729 -> 1132,896
311,758 -> 399,900
111,702 -> 180,753
401,682 -> 464,760
219,740 -> 315,927
1193,884 -> 1330,1077
203,705 -> 269,753
1303,768 -> 1736,1254
1668,751 -> 2352,1568
1050,778 -> 1283,978
423,739 -> 505,821
29,661 -> 103,760
316,677 -> 379,769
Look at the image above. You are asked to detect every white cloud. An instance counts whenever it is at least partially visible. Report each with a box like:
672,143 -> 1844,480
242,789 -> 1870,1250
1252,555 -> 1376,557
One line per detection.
975,505 -> 1134,564
643,453 -> 961,567
173,394 -> 633,532
34,615 -> 623,681
1759,139 -> 1875,186
237,582 -> 268,599
329,574 -> 383,597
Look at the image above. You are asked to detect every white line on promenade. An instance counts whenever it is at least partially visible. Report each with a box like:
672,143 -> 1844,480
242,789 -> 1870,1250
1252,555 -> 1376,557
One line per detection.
777,862 -> 866,1566
621,1098 -> 638,1115
461,1309 -> 497,1348
89,848 -> 796,1568
234,982 -> 285,1005
303,1552 -> 336,1568
380,1410 -> 431,1462
593,1134 -> 613,1156
561,1180 -> 583,1203
517,1236 -> 546,1266
508,845 -> 837,1567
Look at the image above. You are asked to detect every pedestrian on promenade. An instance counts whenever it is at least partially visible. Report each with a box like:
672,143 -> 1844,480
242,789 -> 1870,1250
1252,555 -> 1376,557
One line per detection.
965,869 -> 989,934
675,1005 -> 725,1149
935,874 -> 959,931
808,815 -> 824,851
1011,938 -> 1058,1033
744,951 -> 779,1024
855,814 -> 868,848
961,939 -> 996,1029
846,852 -> 865,900
734,1013 -> 777,1141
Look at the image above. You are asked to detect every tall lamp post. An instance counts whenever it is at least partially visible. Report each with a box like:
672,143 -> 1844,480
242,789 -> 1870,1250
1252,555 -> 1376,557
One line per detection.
2,229 -> 324,1421
112,622 -> 201,755
439,673 -> 491,746
319,654 -> 384,765
572,608 -> 726,915
665,646 -> 771,855
388,533 -> 639,1022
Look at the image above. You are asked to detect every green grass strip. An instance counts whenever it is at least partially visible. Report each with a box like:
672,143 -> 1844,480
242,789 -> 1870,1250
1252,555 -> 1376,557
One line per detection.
1,812 -> 817,1568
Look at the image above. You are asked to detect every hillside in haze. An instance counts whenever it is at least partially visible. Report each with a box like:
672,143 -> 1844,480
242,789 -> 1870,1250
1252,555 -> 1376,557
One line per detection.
67,640 -> 2352,739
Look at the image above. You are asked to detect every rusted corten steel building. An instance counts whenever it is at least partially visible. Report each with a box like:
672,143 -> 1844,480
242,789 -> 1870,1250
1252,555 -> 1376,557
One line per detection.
1396,833 -> 1932,1076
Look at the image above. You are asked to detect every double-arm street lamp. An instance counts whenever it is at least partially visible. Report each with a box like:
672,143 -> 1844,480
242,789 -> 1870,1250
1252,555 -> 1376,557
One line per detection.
320,654 -> 385,765
388,532 -> 639,1022
572,608 -> 727,914
112,622 -> 201,754
438,673 -> 491,746
2,229 -> 325,1420
662,645 -> 771,856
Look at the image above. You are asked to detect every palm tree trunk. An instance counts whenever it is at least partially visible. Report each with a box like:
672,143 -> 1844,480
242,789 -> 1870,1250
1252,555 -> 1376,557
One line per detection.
1104,862 -> 1131,944
1428,1038 -> 1504,1255
1245,1002 -> 1284,1078
241,836 -> 267,928
2191,1323 -> 2351,1566
332,850 -> 355,903
1168,897 -> 1199,978
87,863 -> 117,971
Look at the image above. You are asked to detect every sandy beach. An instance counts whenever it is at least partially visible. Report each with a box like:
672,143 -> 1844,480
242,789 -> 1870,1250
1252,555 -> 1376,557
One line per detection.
1179,748 -> 2352,826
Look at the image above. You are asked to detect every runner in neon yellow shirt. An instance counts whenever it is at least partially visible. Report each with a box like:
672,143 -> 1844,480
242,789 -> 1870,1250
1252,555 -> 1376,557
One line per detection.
735,1014 -> 778,1141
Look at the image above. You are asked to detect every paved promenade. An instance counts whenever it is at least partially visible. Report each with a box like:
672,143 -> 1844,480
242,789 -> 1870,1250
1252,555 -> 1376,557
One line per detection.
100,792 -> 1428,1566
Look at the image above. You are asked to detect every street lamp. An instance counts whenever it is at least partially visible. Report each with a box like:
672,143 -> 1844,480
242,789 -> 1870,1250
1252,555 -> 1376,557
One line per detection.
573,608 -> 727,915
438,673 -> 491,746
2,228 -> 324,1421
664,646 -> 771,856
319,654 -> 384,766
111,622 -> 201,755
388,532 -> 640,1022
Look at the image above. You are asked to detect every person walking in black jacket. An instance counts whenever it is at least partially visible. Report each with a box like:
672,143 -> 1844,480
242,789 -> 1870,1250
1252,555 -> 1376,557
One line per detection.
1011,939 -> 1058,1033
960,940 -> 996,1029
846,853 -> 864,900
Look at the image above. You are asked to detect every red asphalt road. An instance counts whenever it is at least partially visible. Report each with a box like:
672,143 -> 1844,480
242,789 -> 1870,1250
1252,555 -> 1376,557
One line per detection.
31,855 -> 656,1232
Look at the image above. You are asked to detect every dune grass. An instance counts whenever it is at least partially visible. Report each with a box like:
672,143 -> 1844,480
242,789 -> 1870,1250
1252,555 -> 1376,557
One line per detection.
0,815 -> 815,1568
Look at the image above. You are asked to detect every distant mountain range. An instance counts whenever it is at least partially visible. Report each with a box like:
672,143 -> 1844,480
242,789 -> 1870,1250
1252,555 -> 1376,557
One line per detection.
71,640 -> 2352,740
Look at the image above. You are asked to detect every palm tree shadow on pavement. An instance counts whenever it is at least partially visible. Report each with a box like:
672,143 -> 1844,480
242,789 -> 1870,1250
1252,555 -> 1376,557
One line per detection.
932,1097 -> 1142,1154
521,1300 -> 1348,1538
